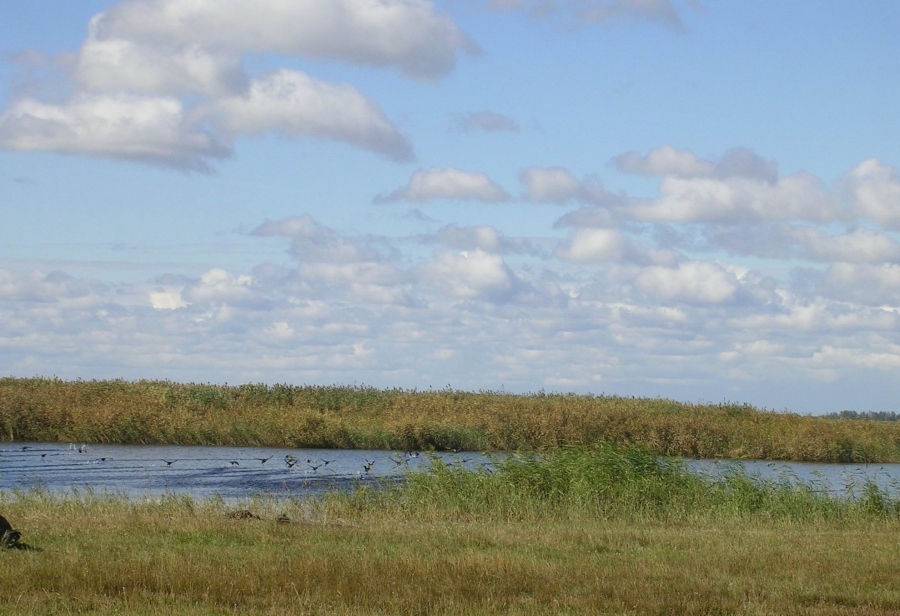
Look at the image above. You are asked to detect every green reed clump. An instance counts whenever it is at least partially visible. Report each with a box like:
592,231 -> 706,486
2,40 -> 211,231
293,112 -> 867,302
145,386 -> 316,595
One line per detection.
373,442 -> 900,523
5,377 -> 900,462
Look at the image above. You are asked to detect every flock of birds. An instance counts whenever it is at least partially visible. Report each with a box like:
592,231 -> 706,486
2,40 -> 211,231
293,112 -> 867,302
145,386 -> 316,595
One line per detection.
1,444 -> 495,500
2,444 -> 475,477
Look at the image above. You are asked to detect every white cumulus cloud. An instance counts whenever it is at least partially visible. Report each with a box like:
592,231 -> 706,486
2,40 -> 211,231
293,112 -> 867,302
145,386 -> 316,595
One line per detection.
520,166 -> 617,205
1,0 -> 467,167
425,224 -> 545,255
633,261 -> 739,304
611,145 -> 716,178
184,268 -> 254,305
76,35 -> 246,97
630,173 -> 838,224
794,227 -> 900,264
419,249 -> 525,302
612,147 -> 779,183
90,0 -> 475,81
0,94 -> 229,171
844,159 -> 900,229
197,69 -> 413,162
150,290 -> 188,310
376,168 -> 511,202
557,228 -> 678,265
821,263 -> 900,306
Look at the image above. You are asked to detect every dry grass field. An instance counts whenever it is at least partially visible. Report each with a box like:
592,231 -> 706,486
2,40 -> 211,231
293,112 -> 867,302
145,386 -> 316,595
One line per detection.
3,502 -> 899,615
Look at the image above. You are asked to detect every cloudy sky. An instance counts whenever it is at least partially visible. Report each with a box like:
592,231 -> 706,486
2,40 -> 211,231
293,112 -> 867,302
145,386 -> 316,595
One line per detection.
2,1 -> 899,414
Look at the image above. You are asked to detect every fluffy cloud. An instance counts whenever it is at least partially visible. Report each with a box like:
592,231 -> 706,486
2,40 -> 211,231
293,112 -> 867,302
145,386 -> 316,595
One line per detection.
425,224 -> 545,255
376,168 -> 511,202
0,94 -> 229,171
629,173 -> 838,223
0,68 -> 412,169
612,146 -> 779,183
76,36 -> 246,97
88,0 -> 475,81
555,147 -> 843,228
608,146 -> 842,224
633,261 -> 740,304
556,228 -> 678,265
821,263 -> 900,306
184,268 -> 254,305
149,289 -> 188,310
844,159 -> 900,229
1,0 -> 471,167
791,227 -> 900,263
418,249 -> 526,302
251,216 -> 411,305
556,228 -> 630,262
612,145 -> 716,179
197,70 -> 413,162
665,224 -> 900,264
520,166 -> 619,205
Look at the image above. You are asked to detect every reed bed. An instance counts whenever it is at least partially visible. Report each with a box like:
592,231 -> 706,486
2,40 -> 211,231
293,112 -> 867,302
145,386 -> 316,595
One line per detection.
2,443 -> 900,614
4,377 -> 900,462
356,442 -> 900,524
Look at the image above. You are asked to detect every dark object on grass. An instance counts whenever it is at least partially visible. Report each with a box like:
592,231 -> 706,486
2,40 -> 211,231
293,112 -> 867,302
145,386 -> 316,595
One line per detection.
0,514 -> 22,549
225,509 -> 260,520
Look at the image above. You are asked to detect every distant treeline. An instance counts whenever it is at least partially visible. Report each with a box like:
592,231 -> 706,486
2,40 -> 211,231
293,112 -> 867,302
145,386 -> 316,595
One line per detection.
824,410 -> 900,422
4,377 -> 900,463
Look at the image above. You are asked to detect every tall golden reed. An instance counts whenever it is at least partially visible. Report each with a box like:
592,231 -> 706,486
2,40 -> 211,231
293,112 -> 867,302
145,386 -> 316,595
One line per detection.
2,377 -> 899,461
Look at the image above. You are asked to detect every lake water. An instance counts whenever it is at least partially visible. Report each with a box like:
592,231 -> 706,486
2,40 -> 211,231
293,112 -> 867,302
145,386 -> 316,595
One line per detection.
685,458 -> 900,498
0,442 -> 494,499
2,441 -> 900,500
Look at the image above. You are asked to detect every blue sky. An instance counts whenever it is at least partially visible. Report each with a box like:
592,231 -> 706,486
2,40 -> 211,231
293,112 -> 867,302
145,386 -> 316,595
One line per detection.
2,0 -> 900,414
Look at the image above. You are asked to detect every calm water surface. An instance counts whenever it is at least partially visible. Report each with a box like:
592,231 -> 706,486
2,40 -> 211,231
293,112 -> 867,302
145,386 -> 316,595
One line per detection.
3,442 -> 899,499
0,442 -> 495,499
686,458 -> 900,498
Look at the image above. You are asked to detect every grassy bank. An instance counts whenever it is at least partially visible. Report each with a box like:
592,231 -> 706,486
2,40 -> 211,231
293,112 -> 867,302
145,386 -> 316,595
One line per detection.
4,377 -> 900,462
2,444 -> 900,614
